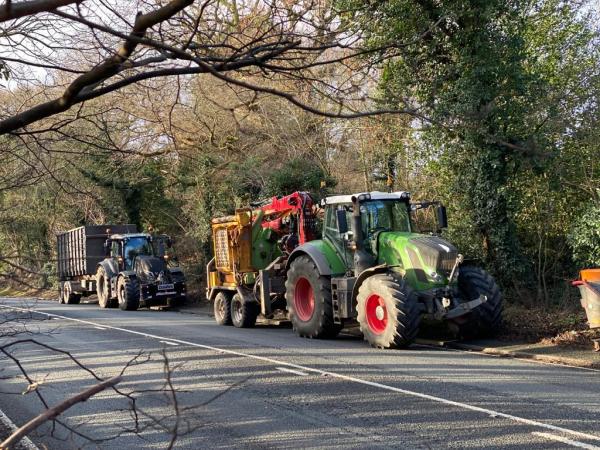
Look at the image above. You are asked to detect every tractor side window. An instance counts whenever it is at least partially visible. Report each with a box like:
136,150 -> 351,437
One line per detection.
110,241 -> 120,258
324,206 -> 352,241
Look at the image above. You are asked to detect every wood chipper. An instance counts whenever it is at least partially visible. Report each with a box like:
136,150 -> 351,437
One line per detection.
206,192 -> 317,327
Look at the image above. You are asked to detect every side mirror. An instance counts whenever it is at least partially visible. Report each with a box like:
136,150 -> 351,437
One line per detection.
336,209 -> 348,234
437,205 -> 448,230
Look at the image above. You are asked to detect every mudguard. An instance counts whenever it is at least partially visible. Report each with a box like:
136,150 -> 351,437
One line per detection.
351,264 -> 389,301
286,240 -> 346,276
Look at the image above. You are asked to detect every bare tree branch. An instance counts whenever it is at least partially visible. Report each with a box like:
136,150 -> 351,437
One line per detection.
0,0 -> 79,23
0,376 -> 122,450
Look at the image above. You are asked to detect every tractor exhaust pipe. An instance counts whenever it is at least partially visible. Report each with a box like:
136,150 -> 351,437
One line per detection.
351,195 -> 375,274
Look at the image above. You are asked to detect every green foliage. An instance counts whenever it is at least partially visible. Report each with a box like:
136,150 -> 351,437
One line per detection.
342,0 -> 599,294
569,204 -> 600,267
264,158 -> 336,199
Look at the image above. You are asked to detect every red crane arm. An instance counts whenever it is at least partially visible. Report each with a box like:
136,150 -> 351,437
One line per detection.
257,191 -> 316,244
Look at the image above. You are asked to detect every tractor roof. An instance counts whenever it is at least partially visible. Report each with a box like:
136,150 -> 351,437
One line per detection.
109,233 -> 151,240
323,191 -> 410,205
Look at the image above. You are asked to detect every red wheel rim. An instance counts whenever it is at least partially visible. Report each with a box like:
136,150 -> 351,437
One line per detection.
294,277 -> 315,321
365,294 -> 388,334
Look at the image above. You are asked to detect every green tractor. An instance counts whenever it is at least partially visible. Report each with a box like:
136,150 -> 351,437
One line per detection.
285,191 -> 502,348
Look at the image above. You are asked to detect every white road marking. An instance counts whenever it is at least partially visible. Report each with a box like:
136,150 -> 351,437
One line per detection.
275,366 -> 309,376
94,326 -> 107,330
0,407 -> 39,450
417,343 -> 600,373
159,340 -> 179,346
533,432 -> 600,449
1,303 -> 600,443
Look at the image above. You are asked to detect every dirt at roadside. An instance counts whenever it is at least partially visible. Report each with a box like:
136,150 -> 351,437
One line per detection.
500,302 -> 599,350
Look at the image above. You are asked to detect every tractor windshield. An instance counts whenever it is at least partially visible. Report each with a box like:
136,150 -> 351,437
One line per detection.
360,200 -> 411,236
124,237 -> 153,269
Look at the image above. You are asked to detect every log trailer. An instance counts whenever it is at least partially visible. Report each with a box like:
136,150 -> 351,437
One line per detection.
207,191 -> 502,348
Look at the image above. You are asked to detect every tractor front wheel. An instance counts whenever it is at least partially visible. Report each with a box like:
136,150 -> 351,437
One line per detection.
285,256 -> 341,339
231,294 -> 258,328
356,273 -> 420,349
117,276 -> 140,311
96,266 -> 116,308
455,266 -> 502,338
214,291 -> 233,326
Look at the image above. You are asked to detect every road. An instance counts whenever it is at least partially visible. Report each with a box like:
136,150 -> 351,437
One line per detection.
0,297 -> 599,450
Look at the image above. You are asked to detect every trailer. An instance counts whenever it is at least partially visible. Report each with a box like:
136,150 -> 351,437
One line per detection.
57,224 -> 137,304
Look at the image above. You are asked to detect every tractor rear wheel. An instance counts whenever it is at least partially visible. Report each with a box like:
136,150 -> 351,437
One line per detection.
214,291 -> 233,326
455,266 -> 502,338
285,256 -> 341,339
117,276 -> 140,311
96,266 -> 116,308
356,273 -> 420,349
231,294 -> 258,328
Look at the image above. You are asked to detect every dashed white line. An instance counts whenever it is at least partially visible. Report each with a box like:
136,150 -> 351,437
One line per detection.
159,340 -> 179,346
275,366 -> 309,376
1,303 -> 599,445
533,432 -> 600,449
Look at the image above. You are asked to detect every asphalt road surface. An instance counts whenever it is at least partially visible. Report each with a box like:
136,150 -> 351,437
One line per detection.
0,297 -> 599,450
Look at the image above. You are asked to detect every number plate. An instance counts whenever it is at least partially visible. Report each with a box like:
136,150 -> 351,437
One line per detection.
158,284 -> 174,290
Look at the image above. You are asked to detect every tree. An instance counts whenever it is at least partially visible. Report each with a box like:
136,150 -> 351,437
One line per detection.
341,0 -> 600,290
0,0 -> 431,135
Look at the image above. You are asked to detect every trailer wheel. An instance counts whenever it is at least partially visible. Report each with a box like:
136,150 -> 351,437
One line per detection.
61,281 -> 81,305
285,255 -> 341,339
231,294 -> 258,328
96,266 -> 116,308
117,276 -> 140,311
214,291 -> 233,326
455,266 -> 502,339
356,273 -> 420,349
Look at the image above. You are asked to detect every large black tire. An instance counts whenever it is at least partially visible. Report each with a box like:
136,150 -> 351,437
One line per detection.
231,294 -> 259,328
455,266 -> 502,338
285,256 -> 341,339
214,291 -> 233,326
61,282 -> 81,305
356,273 -> 421,349
96,266 -> 116,308
117,276 -> 140,311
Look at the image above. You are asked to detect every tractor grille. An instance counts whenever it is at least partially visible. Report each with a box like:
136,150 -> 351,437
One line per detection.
410,236 -> 458,277
214,228 -> 230,269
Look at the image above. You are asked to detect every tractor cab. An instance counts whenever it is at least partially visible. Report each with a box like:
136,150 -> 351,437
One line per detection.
106,233 -> 155,270
321,192 -> 451,279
